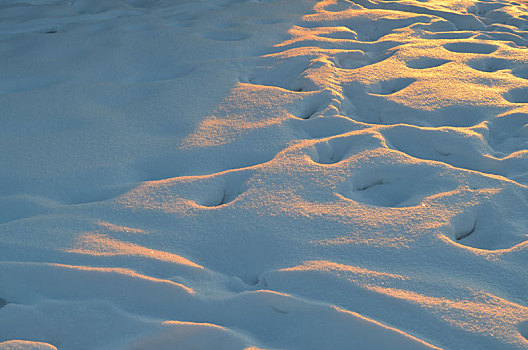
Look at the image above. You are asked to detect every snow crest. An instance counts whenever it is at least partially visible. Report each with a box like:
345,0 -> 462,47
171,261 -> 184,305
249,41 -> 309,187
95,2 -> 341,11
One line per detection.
1,0 -> 528,349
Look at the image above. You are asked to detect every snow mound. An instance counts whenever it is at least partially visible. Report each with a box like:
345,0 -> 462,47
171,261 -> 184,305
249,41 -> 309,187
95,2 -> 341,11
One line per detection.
0,340 -> 57,350
1,0 -> 528,349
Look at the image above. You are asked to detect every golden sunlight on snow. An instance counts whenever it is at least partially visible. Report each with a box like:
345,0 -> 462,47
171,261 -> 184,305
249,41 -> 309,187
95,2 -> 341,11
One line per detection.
2,0 -> 528,348
280,260 -> 406,280
68,234 -> 204,269
366,286 -> 528,345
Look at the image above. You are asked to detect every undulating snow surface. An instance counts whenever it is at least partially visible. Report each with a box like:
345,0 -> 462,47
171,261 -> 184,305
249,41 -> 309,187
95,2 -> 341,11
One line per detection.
1,0 -> 528,348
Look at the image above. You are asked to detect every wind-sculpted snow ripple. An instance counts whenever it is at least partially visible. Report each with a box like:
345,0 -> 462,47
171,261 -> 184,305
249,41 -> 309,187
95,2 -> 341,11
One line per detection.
1,0 -> 528,349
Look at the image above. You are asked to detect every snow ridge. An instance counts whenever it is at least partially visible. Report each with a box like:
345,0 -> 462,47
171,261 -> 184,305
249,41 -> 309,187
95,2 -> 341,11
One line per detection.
1,0 -> 528,349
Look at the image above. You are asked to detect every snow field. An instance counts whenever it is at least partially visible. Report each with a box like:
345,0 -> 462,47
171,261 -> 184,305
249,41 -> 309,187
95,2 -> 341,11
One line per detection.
1,0 -> 528,349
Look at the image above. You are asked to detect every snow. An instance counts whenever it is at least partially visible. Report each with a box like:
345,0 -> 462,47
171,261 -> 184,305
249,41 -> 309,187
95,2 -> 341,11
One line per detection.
1,0 -> 528,349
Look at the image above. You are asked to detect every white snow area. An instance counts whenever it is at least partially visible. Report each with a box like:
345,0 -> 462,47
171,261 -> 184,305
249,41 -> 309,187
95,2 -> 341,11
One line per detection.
2,0 -> 528,348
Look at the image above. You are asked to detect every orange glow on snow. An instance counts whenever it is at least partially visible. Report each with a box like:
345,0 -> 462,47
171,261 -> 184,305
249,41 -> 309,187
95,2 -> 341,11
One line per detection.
68,233 -> 204,269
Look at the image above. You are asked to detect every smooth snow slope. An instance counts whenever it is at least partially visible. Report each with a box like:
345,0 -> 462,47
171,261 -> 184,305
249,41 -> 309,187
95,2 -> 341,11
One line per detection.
1,0 -> 528,349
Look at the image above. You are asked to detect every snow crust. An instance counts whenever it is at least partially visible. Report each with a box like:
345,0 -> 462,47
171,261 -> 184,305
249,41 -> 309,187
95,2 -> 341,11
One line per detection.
1,0 -> 528,348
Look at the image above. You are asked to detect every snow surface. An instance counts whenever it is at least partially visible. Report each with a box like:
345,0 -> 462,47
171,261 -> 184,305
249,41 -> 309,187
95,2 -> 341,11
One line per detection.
1,0 -> 528,348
